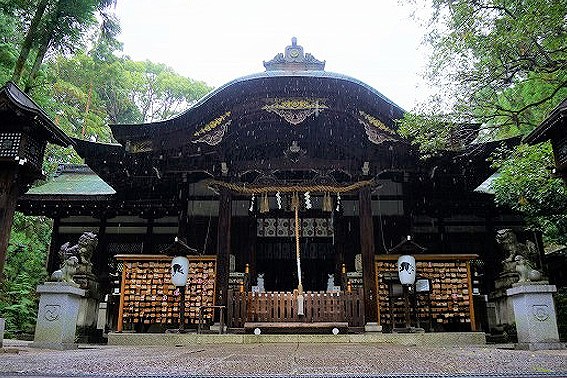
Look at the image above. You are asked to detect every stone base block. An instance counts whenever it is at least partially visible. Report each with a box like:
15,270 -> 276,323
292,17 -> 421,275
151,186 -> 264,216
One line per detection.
515,342 -> 564,351
30,341 -> 79,350
364,322 -> 382,332
506,284 -> 561,350
33,283 -> 85,349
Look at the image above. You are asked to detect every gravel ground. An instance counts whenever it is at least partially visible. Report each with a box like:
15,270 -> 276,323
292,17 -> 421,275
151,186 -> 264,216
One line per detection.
1,340 -> 567,377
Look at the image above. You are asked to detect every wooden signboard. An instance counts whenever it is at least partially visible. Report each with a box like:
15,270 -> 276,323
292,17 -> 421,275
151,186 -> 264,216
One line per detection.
115,254 -> 216,332
375,254 -> 477,332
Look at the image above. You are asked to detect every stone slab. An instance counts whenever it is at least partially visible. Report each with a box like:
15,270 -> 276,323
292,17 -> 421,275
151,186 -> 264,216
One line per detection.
36,282 -> 85,296
108,331 -> 486,346
364,322 -> 382,332
507,283 -> 557,295
96,302 -> 108,331
29,341 -> 79,350
516,342 -> 564,351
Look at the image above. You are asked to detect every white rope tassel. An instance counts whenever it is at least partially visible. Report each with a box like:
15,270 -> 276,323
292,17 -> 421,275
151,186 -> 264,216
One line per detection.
276,191 -> 282,209
249,194 -> 255,212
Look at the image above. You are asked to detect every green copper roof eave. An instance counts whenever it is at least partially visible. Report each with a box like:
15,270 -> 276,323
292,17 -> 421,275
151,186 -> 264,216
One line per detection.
24,170 -> 116,196
109,70 -> 406,139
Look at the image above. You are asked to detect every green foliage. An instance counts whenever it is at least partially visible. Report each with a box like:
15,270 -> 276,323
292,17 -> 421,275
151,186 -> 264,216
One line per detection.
122,59 -> 211,123
10,0 -> 117,90
491,142 -> 567,244
400,0 -> 567,244
40,53 -> 212,143
0,213 -> 52,336
400,0 -> 567,152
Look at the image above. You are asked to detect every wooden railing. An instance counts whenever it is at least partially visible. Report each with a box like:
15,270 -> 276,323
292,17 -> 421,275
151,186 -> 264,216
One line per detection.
227,288 -> 364,328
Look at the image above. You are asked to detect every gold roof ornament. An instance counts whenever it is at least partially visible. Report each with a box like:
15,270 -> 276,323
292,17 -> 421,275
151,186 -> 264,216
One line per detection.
192,111 -> 232,145
262,98 -> 328,125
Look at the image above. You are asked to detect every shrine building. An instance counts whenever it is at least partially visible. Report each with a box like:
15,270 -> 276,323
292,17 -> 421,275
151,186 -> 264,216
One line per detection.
16,39 -> 531,334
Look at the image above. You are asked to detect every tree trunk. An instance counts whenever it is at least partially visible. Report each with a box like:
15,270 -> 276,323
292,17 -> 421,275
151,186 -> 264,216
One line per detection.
24,32 -> 52,93
24,2 -> 64,93
11,0 -> 51,85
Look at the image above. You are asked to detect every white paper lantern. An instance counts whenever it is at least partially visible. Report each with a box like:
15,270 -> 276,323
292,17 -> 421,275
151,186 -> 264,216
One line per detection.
397,255 -> 416,285
171,256 -> 189,287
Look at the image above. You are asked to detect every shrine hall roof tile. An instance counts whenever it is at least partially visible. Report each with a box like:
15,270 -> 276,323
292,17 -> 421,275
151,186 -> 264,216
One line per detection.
109,69 -> 405,139
198,69 -> 404,112
24,164 -> 115,196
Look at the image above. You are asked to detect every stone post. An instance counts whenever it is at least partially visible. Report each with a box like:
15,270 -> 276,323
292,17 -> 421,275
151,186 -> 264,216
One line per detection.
506,284 -> 563,350
32,282 -> 85,350
0,317 -> 5,348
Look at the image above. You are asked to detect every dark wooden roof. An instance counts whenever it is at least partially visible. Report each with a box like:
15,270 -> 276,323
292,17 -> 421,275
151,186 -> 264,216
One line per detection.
18,41 -> 510,215
524,98 -> 567,144
73,40 -> 414,194
0,82 -> 72,147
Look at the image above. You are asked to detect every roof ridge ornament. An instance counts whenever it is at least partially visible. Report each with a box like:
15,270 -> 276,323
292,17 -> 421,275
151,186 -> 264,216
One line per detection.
263,37 -> 325,71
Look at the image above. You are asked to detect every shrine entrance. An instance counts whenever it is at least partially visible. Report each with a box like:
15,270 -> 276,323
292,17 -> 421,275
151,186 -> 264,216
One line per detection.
255,239 -> 335,292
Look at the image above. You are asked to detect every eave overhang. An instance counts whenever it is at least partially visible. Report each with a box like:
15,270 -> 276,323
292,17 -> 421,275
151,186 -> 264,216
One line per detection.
109,70 -> 405,147
524,98 -> 567,144
0,82 -> 73,147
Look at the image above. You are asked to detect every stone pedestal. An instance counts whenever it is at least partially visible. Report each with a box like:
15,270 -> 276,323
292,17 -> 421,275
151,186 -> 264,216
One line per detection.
32,282 -> 85,350
488,272 -> 518,330
74,272 -> 102,342
506,284 -> 563,350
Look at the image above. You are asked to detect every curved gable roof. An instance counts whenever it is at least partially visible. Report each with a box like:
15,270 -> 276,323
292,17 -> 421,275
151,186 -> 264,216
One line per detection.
110,39 -> 405,150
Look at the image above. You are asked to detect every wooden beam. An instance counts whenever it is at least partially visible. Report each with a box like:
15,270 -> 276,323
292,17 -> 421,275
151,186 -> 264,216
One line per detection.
359,186 -> 377,324
215,188 -> 232,309
375,253 -> 479,261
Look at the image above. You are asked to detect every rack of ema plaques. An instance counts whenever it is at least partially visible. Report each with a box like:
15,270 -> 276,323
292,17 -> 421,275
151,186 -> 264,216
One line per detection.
115,255 -> 216,332
375,254 -> 478,332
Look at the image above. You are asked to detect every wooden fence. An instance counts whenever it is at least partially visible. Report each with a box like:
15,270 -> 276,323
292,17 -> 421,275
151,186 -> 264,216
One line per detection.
227,288 -> 364,328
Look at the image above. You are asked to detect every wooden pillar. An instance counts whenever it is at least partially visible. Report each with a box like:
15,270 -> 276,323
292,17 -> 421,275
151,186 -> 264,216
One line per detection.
142,218 -> 154,253
0,167 -> 21,277
359,186 -> 378,325
333,215 -> 346,282
95,216 -> 108,275
438,216 -> 447,253
46,216 -> 61,274
215,188 -> 232,308
177,183 -> 189,243
247,216 -> 257,282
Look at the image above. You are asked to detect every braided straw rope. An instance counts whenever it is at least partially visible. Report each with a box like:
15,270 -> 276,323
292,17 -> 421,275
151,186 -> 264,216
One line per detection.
207,179 -> 375,194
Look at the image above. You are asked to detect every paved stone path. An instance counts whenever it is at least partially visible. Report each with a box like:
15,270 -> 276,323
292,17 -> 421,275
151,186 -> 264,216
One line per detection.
1,340 -> 567,377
